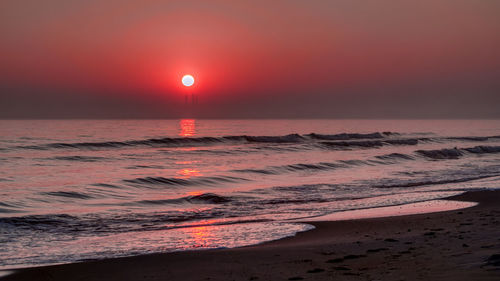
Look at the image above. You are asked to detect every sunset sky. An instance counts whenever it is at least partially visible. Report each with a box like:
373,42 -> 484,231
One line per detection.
1,0 -> 499,118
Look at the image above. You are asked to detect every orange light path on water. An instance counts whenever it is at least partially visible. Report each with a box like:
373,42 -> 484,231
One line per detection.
179,119 -> 196,137
177,168 -> 201,178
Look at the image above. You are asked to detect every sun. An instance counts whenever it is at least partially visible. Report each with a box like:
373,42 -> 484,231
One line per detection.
182,74 -> 195,87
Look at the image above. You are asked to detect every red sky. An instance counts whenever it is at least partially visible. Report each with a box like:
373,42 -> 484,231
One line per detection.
1,0 -> 500,118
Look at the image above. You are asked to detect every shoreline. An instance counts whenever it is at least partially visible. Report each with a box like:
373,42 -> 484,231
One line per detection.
298,197 -> 477,222
3,190 -> 500,280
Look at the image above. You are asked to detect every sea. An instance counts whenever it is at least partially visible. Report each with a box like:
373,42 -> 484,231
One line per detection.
1,119 -> 500,269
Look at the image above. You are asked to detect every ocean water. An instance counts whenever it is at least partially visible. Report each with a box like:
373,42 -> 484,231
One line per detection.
1,119 -> 500,269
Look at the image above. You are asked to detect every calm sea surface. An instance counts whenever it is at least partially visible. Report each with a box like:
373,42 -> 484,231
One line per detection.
1,119 -> 500,268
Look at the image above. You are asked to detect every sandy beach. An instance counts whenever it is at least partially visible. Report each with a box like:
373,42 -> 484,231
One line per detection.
2,189 -> 499,281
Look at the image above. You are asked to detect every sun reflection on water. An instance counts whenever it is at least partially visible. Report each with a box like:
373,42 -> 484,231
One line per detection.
177,168 -> 202,178
185,225 -> 212,248
187,191 -> 203,196
179,119 -> 196,137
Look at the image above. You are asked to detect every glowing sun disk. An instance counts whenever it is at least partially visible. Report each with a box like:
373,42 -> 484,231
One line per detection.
182,75 -> 195,87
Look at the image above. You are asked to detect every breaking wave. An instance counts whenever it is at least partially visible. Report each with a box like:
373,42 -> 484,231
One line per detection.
123,175 -> 248,187
236,146 -> 500,176
416,148 -> 463,159
319,138 -> 427,150
133,193 -> 232,206
235,155 -> 404,175
464,145 -> 500,154
42,191 -> 94,200
417,146 -> 500,159
222,134 -> 305,143
306,132 -> 392,140
373,174 -> 500,189
15,132 -> 399,150
375,153 -> 415,160
13,131 -> 500,155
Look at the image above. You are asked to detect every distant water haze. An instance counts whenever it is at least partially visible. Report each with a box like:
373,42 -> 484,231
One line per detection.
1,119 -> 500,268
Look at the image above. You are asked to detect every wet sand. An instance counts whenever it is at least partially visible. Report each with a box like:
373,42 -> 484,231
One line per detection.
3,190 -> 500,281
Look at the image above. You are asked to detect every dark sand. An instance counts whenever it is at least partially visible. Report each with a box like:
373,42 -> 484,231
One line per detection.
3,190 -> 500,281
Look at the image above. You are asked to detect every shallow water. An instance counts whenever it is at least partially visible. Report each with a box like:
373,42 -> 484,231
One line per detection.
1,119 -> 499,268
301,199 -> 477,221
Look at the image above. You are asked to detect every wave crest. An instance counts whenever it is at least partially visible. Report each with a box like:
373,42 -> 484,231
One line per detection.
307,132 -> 386,140
416,148 -> 463,159
417,146 -> 500,159
16,131 -> 399,150
134,193 -> 231,206
123,175 -> 247,187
